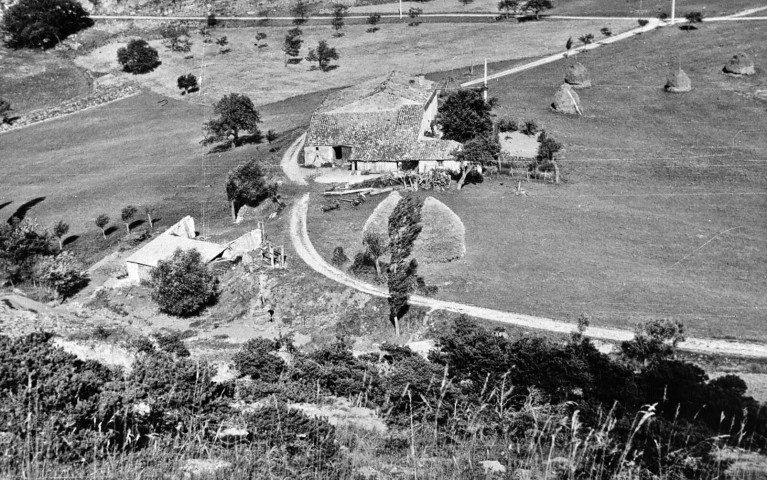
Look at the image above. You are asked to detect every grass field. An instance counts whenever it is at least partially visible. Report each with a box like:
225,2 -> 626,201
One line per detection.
0,48 -> 91,115
74,19 -> 636,108
307,21 -> 767,341
0,90 -> 319,265
348,0 -> 763,16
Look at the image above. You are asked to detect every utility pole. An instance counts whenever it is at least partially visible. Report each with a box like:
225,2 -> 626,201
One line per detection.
399,0 -> 403,20
483,58 -> 488,102
671,0 -> 675,24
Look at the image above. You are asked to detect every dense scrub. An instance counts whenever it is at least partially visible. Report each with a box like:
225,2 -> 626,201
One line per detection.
1,318 -> 765,478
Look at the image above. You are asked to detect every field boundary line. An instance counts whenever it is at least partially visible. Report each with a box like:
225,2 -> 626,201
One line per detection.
289,193 -> 767,358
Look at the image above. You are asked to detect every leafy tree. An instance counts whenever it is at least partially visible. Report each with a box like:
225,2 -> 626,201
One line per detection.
117,39 -> 160,74
215,35 -> 229,54
579,33 -> 594,44
520,119 -> 538,135
532,130 -> 562,182
176,73 -> 198,94
33,252 -> 88,300
621,319 -> 685,368
305,40 -> 339,71
331,4 -> 347,35
600,27 -> 612,36
1,0 -> 93,49
95,214 -> 109,239
159,22 -> 191,52
565,36 -> 573,51
684,11 -> 703,23
283,27 -> 303,65
52,220 -> 69,251
387,196 -> 423,332
637,18 -> 649,27
266,129 -> 278,144
0,219 -> 54,284
203,93 -> 262,148
524,0 -> 553,19
153,332 -> 190,357
225,160 -> 275,221
150,248 -> 218,316
497,0 -> 518,18
366,12 -> 381,32
0,98 -> 11,124
291,0 -> 309,25
436,89 -> 494,143
121,205 -> 137,234
408,7 -> 423,26
233,338 -> 284,382
144,206 -> 156,229
363,232 -> 388,277
455,135 -> 500,167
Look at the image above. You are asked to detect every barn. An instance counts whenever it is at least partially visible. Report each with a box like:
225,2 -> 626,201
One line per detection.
303,71 -> 462,174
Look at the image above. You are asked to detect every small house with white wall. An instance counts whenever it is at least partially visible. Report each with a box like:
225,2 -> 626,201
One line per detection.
304,71 -> 462,174
125,216 -> 226,283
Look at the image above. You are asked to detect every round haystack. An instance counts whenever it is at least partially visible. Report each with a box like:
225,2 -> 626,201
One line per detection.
564,62 -> 592,89
723,52 -> 756,75
551,83 -> 583,115
412,197 -> 466,264
664,68 -> 691,93
362,191 -> 402,238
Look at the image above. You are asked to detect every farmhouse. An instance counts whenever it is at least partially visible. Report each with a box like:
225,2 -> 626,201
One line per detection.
125,216 -> 226,283
304,71 -> 462,174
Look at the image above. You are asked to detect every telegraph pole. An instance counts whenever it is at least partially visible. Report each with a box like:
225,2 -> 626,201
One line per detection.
483,58 -> 488,102
671,0 -> 676,24
399,0 -> 403,20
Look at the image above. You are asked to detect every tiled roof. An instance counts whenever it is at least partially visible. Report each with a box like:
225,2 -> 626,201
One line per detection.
403,139 -> 462,161
351,139 -> 462,162
306,105 -> 422,148
319,71 -> 435,113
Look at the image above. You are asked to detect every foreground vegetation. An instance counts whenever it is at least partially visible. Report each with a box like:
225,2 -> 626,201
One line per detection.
1,317 -> 765,478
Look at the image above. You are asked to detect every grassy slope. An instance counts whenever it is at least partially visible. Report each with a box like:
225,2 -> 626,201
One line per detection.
0,90 -> 324,265
308,21 -> 767,341
0,48 -> 91,115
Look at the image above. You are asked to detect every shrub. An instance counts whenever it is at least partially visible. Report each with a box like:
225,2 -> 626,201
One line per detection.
331,246 -> 348,266
149,248 -> 218,316
600,27 -> 612,36
0,219 -> 54,285
520,119 -> 538,135
497,118 -> 518,132
32,252 -> 89,300
232,338 -> 284,382
579,33 -> 595,44
117,39 -> 161,74
153,332 -> 190,357
637,18 -> 649,27
1,0 -> 93,49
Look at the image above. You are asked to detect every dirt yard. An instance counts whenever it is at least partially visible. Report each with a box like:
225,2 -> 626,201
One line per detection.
74,19 -> 636,107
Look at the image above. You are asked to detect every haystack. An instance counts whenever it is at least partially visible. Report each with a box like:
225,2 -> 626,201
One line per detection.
664,68 -> 691,93
412,197 -> 466,264
551,83 -> 583,115
723,52 -> 756,75
362,191 -> 402,239
564,62 -> 592,89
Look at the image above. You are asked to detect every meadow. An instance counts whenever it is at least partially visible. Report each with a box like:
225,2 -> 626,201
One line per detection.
307,20 -> 767,341
74,19 -> 636,107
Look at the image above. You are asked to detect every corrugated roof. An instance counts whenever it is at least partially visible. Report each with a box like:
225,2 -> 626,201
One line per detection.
126,233 -> 226,267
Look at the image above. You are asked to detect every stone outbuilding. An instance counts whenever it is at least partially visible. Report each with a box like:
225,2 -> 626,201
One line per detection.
125,216 -> 226,283
303,71 -> 462,174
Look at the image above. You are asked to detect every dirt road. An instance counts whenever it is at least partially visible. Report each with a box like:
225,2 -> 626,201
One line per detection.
289,193 -> 767,358
280,133 -> 308,186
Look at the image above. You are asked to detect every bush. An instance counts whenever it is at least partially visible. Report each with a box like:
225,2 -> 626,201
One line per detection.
1,0 -> 93,49
0,219 -> 55,285
149,248 -> 218,316
153,332 -> 190,357
497,118 -> 518,132
117,39 -> 161,74
331,246 -> 348,266
520,119 -> 538,136
637,18 -> 649,27
32,252 -> 89,300
232,338 -> 284,382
